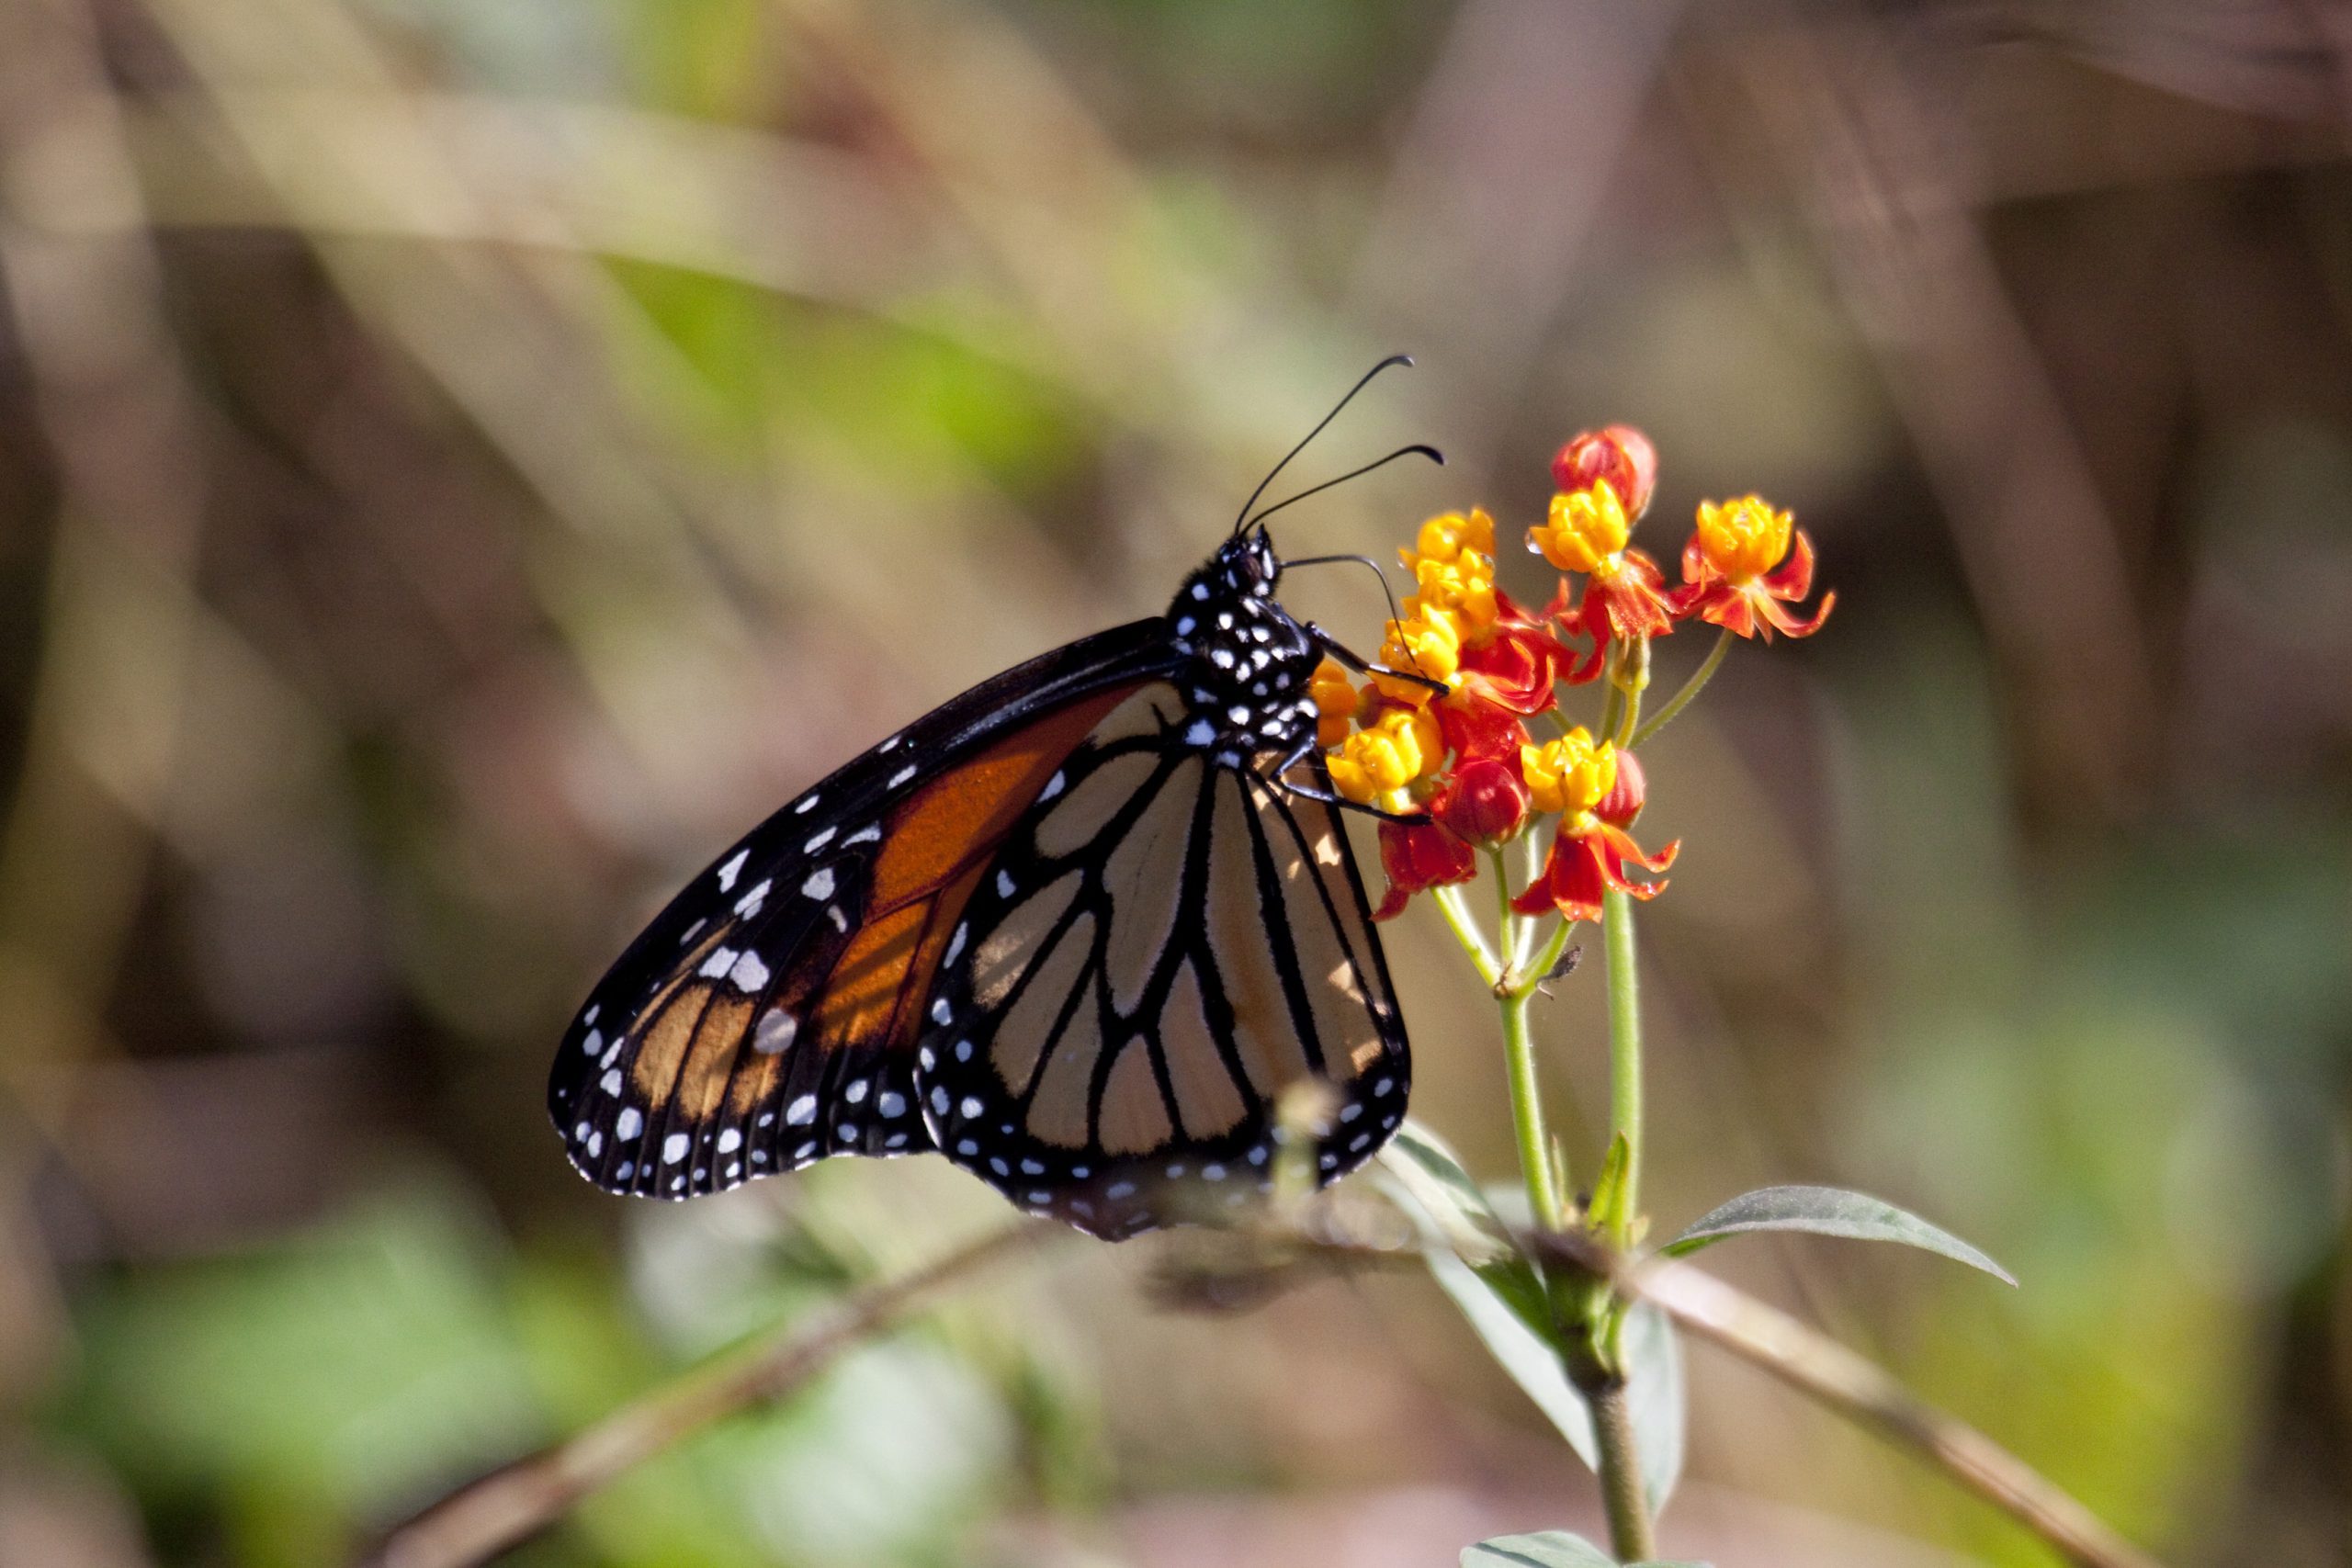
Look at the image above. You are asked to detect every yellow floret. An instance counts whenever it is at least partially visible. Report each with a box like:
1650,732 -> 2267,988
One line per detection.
1521,728 -> 1617,821
1530,480 -> 1631,574
1694,495 -> 1793,582
1411,507 -> 1498,567
1371,613 -> 1461,705
1309,656 -> 1362,750
1328,705 -> 1443,807
1406,552 -> 1498,639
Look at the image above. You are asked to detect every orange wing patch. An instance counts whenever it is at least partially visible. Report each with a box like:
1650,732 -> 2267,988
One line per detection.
804,683 -> 1145,1055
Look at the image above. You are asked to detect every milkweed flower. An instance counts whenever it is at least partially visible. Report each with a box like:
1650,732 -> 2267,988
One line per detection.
1328,703 -> 1442,811
1552,424 -> 1657,519
1671,495 -> 1834,640
1511,728 -> 1677,924
1532,480 -> 1677,649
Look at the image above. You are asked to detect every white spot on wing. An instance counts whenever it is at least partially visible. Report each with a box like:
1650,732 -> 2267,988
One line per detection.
599,1068 -> 623,1097
804,827 -> 837,853
888,764 -> 917,788
616,1107 -> 642,1139
753,1009 -> 798,1054
786,1095 -> 817,1125
729,951 -> 771,992
698,947 -> 738,979
662,1133 -> 690,1165
717,850 -> 748,891
717,1128 -> 742,1154
801,867 -> 835,900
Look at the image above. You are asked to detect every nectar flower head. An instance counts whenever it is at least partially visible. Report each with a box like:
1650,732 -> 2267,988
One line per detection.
1693,495 -> 1792,581
1413,507 -> 1498,566
1433,754 -> 1531,845
1531,481 -> 1632,575
1408,552 -> 1499,638
1328,704 -> 1442,807
1309,656 -> 1363,750
1372,614 -> 1461,705
1672,493 -> 1834,641
1521,728 -> 1618,820
1372,815 -> 1476,920
1552,425 -> 1658,518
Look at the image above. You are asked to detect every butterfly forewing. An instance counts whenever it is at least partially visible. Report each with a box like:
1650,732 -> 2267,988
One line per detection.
913,683 -> 1411,1238
548,625 -> 1179,1198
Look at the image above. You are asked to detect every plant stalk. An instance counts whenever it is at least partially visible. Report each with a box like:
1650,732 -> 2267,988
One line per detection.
1600,887 -> 1644,1241
1630,626 -> 1733,748
1498,986 -> 1565,1229
1587,1378 -> 1657,1561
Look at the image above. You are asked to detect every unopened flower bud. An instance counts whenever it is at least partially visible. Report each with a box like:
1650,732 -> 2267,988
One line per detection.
1436,756 -> 1531,844
1552,425 -> 1657,518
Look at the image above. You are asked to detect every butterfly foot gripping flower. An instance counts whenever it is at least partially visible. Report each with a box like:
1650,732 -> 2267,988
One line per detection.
1672,494 -> 1835,639
1512,729 -> 1677,924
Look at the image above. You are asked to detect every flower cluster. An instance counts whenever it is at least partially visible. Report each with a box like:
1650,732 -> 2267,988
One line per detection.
1318,424 -> 1832,927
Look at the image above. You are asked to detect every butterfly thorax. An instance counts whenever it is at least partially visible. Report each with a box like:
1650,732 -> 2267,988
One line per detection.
1164,531 -> 1319,770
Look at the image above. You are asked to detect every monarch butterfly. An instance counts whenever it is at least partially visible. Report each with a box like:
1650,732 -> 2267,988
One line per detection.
548,359 -> 1441,1238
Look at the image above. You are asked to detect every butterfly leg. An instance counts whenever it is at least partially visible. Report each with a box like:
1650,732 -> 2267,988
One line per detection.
1304,623 -> 1449,697
1260,736 -> 1430,826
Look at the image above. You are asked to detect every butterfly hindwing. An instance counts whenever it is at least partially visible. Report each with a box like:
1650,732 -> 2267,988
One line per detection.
912,683 -> 1411,1238
548,623 -> 1180,1198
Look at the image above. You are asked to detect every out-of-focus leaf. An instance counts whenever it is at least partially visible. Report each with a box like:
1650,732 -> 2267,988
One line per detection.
1381,1123 -> 1687,1516
1463,1532 -> 1617,1568
1460,1529 -> 1713,1567
1661,1185 -> 2017,1285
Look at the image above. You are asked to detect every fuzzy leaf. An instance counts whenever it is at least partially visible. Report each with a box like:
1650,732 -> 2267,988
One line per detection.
1662,1184 -> 2016,1285
1381,1123 -> 1687,1517
1460,1530 -> 1709,1567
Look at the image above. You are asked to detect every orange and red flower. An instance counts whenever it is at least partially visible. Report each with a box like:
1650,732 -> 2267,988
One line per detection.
1510,729 -> 1678,924
1671,495 -> 1833,640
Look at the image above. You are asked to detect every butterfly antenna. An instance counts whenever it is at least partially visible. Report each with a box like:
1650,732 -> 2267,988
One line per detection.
1280,553 -> 1413,643
1231,354 -> 1417,538
1244,443 -> 1443,533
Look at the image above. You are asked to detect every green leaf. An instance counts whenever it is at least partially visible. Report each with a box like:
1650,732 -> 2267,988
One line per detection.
1463,1531 -> 1617,1568
1459,1531 -> 1712,1568
1380,1123 -> 1687,1517
1589,1134 -> 1633,1240
1661,1184 -> 2017,1285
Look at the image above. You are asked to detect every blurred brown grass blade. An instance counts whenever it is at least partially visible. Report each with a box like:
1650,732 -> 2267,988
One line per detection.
360,1221 -> 1051,1568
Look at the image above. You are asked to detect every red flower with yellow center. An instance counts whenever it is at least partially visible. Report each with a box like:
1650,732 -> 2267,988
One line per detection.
1531,480 -> 1678,649
1510,728 -> 1677,924
1671,495 -> 1834,640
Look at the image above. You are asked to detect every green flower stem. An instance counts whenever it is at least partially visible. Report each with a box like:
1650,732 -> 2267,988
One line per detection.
1629,626 -> 1733,748
1432,885 -> 1500,988
1499,983 -> 1566,1230
1600,886 -> 1644,1243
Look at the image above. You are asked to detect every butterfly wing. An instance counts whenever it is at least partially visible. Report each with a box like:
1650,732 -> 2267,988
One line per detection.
912,683 -> 1411,1239
549,621 -> 1182,1198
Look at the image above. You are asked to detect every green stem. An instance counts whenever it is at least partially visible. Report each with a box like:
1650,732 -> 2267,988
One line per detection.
1498,985 -> 1565,1229
1601,887 -> 1643,1243
1432,885 -> 1500,988
1588,1379 -> 1657,1560
1629,626 -> 1733,748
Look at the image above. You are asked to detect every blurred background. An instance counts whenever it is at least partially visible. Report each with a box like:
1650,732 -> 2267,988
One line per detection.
2,0 -> 2348,1563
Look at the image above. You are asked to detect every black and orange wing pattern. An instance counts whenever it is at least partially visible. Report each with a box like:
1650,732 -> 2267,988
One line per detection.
912,684 -> 1410,1239
548,622 -> 1179,1198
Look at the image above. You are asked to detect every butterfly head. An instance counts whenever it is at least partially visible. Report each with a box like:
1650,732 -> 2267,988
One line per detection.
1167,530 -> 1319,766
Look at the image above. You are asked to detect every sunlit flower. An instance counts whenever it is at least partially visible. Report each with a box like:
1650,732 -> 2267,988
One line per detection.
1309,657 -> 1364,750
1533,482 -> 1677,649
1328,704 -> 1442,809
1511,728 -> 1677,924
1671,495 -> 1834,640
1370,614 -> 1462,705
1372,814 -> 1477,920
1553,425 -> 1657,519
1433,754 -> 1530,846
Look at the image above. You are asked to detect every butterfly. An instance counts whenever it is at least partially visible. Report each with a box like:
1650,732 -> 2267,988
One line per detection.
548,359 -> 1442,1239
